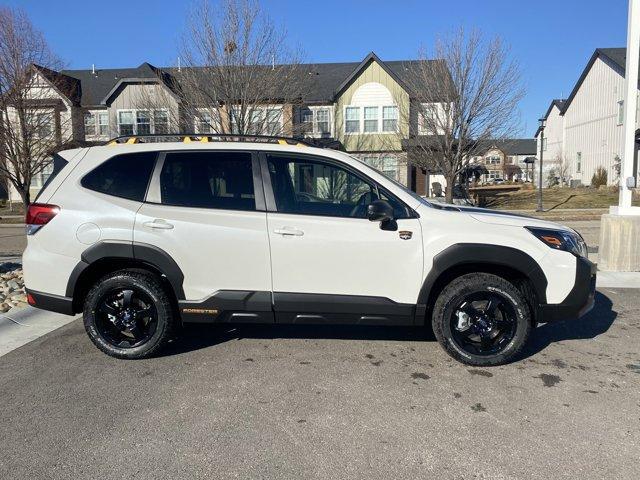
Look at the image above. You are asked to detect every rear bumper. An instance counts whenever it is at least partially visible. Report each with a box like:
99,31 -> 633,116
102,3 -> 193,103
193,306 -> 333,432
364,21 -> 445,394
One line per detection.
26,289 -> 75,316
537,257 -> 597,323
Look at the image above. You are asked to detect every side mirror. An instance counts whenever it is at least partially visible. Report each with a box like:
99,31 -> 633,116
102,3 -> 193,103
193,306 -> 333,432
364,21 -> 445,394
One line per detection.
367,199 -> 394,223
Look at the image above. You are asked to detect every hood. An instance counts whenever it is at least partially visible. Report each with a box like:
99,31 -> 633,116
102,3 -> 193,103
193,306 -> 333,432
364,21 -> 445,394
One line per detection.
429,203 -> 571,231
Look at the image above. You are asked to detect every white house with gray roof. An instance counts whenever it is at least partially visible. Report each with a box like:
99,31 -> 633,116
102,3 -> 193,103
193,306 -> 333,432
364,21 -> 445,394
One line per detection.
536,48 -> 640,187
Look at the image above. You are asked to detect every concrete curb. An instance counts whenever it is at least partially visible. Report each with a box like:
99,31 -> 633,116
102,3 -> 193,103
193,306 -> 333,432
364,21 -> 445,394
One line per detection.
0,306 -> 78,357
596,271 -> 640,289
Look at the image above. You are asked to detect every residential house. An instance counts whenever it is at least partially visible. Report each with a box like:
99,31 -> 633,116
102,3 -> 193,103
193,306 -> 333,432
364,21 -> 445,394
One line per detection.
5,52 -> 453,202
470,139 -> 537,183
536,48 -> 640,187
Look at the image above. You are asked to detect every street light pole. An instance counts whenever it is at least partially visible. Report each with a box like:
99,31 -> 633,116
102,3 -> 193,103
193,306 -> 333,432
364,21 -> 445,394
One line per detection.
536,118 -> 546,212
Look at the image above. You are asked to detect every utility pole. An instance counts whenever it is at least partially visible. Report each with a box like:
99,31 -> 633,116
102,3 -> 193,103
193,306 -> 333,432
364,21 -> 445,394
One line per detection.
536,118 -> 546,212
617,0 -> 640,212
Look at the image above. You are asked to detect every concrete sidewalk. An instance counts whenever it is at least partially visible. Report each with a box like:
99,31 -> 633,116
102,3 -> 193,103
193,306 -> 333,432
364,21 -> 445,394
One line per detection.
0,307 -> 78,356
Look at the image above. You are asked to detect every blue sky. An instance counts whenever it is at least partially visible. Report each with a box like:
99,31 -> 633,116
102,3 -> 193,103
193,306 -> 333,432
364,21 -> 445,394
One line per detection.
7,0 -> 629,136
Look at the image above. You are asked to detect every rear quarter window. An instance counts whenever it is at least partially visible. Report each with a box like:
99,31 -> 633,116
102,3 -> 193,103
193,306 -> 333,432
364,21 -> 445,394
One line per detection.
81,152 -> 157,201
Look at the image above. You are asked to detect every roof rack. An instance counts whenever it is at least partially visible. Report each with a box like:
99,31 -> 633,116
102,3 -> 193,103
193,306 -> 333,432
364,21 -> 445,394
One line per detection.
104,133 -> 312,147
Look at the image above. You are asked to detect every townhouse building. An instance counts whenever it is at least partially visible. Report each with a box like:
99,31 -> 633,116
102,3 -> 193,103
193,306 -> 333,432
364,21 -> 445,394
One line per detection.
536,48 -> 640,187
7,52 -> 456,202
470,139 -> 537,183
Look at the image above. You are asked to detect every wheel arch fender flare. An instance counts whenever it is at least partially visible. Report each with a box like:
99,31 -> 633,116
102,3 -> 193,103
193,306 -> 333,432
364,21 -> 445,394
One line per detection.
418,243 -> 548,308
66,241 -> 185,301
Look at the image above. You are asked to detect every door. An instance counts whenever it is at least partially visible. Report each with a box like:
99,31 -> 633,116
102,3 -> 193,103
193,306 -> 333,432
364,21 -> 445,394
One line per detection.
134,150 -> 273,322
262,153 -> 423,324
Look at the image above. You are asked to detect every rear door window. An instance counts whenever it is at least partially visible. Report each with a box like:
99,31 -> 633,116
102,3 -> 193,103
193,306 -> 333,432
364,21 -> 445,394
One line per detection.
159,151 -> 255,211
81,152 -> 157,201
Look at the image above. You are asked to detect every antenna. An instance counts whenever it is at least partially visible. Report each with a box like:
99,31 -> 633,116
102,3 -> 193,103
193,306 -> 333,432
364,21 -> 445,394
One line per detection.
177,57 -> 181,72
272,54 -> 275,70
91,64 -> 96,75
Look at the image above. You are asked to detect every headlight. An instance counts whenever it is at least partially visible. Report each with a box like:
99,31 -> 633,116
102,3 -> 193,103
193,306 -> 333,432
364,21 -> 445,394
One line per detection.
525,227 -> 588,258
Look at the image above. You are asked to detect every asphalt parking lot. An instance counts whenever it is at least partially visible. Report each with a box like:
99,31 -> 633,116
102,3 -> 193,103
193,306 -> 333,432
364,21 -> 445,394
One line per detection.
1,287 -> 639,479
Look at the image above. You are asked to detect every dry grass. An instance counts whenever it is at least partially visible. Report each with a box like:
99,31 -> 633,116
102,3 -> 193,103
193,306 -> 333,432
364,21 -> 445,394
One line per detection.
486,187 -> 640,211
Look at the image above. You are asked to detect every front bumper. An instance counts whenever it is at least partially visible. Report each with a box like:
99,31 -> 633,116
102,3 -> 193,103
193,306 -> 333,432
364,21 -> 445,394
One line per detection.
26,289 -> 75,316
537,257 -> 597,323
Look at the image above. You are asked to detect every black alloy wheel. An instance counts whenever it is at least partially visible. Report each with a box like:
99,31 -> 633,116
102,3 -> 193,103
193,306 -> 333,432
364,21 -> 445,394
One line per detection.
449,292 -> 518,357
94,287 -> 158,349
83,271 -> 175,359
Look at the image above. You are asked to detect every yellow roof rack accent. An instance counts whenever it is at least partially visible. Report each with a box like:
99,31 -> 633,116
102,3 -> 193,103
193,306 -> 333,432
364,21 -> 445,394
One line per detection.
104,134 -> 315,147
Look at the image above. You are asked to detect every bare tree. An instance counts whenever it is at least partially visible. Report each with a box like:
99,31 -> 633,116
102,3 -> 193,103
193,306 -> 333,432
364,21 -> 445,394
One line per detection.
137,0 -> 309,137
554,153 -> 570,186
0,7 -> 70,205
403,29 -> 525,203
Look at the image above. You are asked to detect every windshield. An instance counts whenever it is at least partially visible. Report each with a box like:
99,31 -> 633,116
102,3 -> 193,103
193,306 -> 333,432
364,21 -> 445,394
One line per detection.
347,154 -> 432,206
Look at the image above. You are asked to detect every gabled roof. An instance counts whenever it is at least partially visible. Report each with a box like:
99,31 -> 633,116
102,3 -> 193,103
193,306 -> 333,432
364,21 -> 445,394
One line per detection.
32,64 -> 81,105
50,53 -> 451,108
478,138 -> 537,156
61,62 -> 167,107
559,47 -> 637,117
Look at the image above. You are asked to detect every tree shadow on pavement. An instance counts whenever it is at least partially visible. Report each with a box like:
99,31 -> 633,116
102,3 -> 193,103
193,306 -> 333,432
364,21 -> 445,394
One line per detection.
520,291 -> 617,360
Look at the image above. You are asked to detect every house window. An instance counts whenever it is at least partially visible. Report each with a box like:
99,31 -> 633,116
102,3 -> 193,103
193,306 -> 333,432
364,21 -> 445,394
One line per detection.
382,106 -> 398,132
297,107 -> 331,136
316,109 -> 330,134
617,100 -> 624,125
576,152 -> 582,173
197,111 -> 213,134
299,108 -> 314,134
85,111 -> 109,137
98,112 -> 109,136
345,105 -> 398,134
136,111 -> 151,134
154,110 -> 169,134
118,111 -> 135,135
265,108 -> 281,134
84,112 -> 96,136
345,107 -> 360,133
486,156 -> 501,165
117,109 -> 169,135
364,107 -> 378,133
30,112 -> 53,139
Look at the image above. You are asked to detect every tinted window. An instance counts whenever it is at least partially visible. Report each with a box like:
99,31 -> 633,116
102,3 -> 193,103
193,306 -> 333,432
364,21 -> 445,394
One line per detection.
267,155 -> 409,219
81,152 -> 157,201
160,152 -> 255,210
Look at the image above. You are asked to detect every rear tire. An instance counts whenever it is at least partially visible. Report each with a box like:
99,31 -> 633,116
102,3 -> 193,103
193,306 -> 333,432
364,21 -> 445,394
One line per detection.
432,273 -> 532,366
83,270 -> 175,359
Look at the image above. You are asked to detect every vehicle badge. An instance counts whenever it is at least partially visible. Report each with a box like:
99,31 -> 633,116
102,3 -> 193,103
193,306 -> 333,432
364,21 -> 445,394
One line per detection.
399,231 -> 412,240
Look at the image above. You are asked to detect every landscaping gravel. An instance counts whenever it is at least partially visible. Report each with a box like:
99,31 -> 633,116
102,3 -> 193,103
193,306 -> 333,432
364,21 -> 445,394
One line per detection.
0,262 -> 27,312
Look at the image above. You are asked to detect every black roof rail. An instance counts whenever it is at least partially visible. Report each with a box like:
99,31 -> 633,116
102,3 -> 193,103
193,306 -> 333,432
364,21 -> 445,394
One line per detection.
104,133 -> 314,147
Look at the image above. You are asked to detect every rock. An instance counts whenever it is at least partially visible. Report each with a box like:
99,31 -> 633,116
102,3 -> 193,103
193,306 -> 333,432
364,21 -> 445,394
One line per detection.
7,280 -> 19,290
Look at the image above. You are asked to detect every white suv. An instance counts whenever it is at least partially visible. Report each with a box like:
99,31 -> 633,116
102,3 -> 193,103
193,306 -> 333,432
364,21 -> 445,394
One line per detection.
23,135 -> 596,366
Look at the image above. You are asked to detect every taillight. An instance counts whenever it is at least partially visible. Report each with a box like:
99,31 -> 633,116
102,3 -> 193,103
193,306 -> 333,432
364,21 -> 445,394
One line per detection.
25,203 -> 60,235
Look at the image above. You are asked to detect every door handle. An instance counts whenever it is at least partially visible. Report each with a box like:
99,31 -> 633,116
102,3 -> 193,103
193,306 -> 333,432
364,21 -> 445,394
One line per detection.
143,219 -> 174,230
274,227 -> 304,236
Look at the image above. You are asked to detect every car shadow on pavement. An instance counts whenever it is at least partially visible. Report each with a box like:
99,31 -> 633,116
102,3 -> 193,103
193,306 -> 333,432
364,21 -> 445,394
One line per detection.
161,291 -> 616,359
161,323 -> 435,357
520,290 -> 617,359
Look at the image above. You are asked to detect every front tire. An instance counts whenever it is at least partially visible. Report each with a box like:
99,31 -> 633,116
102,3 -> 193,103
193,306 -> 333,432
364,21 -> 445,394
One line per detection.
83,270 -> 175,359
432,273 -> 532,366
